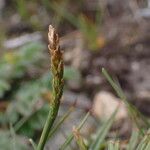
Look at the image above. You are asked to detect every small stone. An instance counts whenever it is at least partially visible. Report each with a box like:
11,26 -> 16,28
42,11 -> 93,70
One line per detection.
92,91 -> 127,121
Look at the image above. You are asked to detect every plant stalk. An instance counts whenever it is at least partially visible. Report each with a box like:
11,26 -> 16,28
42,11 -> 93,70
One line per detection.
37,103 -> 60,150
37,25 -> 64,150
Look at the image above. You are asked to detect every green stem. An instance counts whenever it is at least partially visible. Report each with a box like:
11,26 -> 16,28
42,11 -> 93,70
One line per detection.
37,25 -> 63,150
37,102 -> 60,150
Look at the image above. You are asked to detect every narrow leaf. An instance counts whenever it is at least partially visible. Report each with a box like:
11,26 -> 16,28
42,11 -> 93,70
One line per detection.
114,141 -> 119,150
10,124 -> 17,150
48,107 -> 74,139
108,141 -> 115,150
136,135 -> 149,150
73,127 -> 88,150
102,68 -> 149,133
29,139 -> 37,150
89,108 -> 118,150
127,129 -> 139,150
60,112 -> 90,150
145,140 -> 150,150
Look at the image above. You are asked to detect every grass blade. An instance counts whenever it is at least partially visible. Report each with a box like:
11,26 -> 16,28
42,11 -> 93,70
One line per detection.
89,108 -> 118,150
10,124 -> 17,150
127,129 -> 139,150
29,139 -> 37,150
49,1 -> 78,27
114,141 -> 120,150
136,138 -> 146,150
136,135 -> 150,150
102,68 -> 149,133
60,112 -> 90,150
73,127 -> 88,150
108,141 -> 115,150
145,139 -> 150,150
48,107 -> 74,139
108,141 -> 120,150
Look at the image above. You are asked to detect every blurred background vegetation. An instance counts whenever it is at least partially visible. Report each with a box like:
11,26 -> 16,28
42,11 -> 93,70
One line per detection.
0,0 -> 150,149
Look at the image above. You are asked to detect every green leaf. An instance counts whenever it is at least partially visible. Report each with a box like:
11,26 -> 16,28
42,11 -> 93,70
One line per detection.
114,141 -> 120,150
14,105 -> 49,137
0,80 -> 11,97
108,141 -> 115,150
89,108 -> 118,150
29,139 -> 37,150
60,112 -> 90,150
48,107 -> 74,139
108,141 -> 120,150
73,127 -> 88,150
10,124 -> 17,150
49,1 -> 78,27
127,129 -> 139,150
136,134 -> 150,150
0,42 -> 45,98
78,14 -> 98,50
145,140 -> 150,150
102,68 -> 149,133
0,131 -> 29,150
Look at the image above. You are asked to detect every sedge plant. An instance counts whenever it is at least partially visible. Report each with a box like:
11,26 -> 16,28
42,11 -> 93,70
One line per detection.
37,25 -> 64,150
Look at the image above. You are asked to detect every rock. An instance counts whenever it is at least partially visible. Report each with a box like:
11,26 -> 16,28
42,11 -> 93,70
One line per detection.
62,91 -> 92,111
92,91 -> 127,121
3,32 -> 42,49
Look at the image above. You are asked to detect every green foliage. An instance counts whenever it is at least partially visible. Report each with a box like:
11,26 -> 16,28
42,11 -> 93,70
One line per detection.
0,39 -> 149,149
136,133 -> 150,150
48,1 -> 101,51
60,112 -> 90,150
89,109 -> 118,150
90,130 -> 150,150
3,68 -> 80,137
108,141 -> 120,150
48,107 -> 74,139
15,0 -> 29,20
59,68 -> 149,150
0,80 -> 10,97
0,40 -> 81,149
0,42 -> 45,98
127,130 -> 139,150
2,1 -> 149,149
16,105 -> 49,137
102,68 -> 150,132
0,131 -> 29,150
73,128 -> 88,150
78,15 -> 99,50
29,138 -> 37,150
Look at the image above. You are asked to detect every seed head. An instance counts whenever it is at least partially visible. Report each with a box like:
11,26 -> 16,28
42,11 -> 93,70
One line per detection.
48,25 -> 64,104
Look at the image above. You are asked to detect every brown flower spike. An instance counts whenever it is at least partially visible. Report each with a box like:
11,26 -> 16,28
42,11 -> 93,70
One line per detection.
37,25 -> 64,150
48,25 -> 64,104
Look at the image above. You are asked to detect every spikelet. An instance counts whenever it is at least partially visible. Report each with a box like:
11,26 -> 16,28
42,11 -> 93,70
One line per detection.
48,25 -> 64,105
